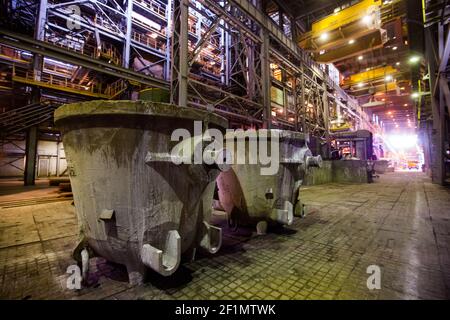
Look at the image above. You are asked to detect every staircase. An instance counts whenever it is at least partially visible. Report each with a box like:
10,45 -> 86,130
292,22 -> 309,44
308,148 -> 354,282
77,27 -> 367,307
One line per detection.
0,100 -> 61,139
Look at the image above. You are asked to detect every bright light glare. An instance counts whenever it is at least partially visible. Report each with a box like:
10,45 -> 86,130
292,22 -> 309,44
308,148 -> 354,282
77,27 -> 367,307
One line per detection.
362,15 -> 372,24
348,39 -> 355,44
387,134 -> 418,149
320,33 -> 329,41
409,56 -> 420,63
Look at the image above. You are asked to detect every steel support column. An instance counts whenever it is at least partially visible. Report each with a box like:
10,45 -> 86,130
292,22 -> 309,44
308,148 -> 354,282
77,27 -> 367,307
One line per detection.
322,81 -> 330,157
171,0 -> 189,107
165,0 -> 173,80
35,0 -> 47,42
123,0 -> 133,69
24,125 -> 38,186
24,0 -> 46,185
261,29 -> 271,128
300,68 -> 306,133
426,26 -> 446,185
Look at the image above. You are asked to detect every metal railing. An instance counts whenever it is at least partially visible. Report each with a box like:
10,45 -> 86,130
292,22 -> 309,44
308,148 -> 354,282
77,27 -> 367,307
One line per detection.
131,31 -> 166,52
12,66 -> 126,98
134,0 -> 167,17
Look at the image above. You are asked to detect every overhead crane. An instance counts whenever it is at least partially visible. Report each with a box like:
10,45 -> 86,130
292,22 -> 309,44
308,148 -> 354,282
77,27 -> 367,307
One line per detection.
298,0 -> 387,63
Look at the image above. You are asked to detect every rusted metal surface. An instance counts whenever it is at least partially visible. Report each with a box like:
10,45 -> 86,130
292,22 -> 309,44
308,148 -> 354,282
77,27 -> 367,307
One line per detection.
55,100 -> 227,283
216,130 -> 321,229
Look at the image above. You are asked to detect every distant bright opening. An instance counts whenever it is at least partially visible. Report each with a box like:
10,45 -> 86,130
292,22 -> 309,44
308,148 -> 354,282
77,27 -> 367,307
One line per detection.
385,134 -> 424,172
387,134 -> 417,149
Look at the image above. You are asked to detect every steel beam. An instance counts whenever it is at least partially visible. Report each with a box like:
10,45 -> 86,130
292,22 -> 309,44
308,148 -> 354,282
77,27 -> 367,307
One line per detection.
261,29 -> 271,129
439,75 -> 450,116
426,25 -> 445,185
35,0 -> 47,42
171,0 -> 189,107
438,23 -> 450,72
123,0 -> 133,69
0,29 -> 169,88
24,125 -> 38,186
165,0 -> 173,80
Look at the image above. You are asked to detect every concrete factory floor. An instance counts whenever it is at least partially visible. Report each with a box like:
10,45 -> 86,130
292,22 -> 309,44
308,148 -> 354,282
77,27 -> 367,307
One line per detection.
0,172 -> 449,300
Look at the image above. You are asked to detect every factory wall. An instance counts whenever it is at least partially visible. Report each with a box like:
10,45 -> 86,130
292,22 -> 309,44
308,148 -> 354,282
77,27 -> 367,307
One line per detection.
0,140 -> 67,178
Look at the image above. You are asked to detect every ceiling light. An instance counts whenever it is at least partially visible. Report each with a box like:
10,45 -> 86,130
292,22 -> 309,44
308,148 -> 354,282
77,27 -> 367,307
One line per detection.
411,92 -> 419,98
396,62 -> 400,66
358,55 -> 363,61
357,82 -> 364,88
348,39 -> 355,45
392,46 -> 398,50
385,75 -> 393,82
362,15 -> 372,25
320,33 -> 329,41
409,56 -> 420,64
404,103 -> 408,107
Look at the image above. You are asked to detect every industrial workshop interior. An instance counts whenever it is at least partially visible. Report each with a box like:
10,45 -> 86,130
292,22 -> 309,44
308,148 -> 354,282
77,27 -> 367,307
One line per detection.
0,0 -> 450,304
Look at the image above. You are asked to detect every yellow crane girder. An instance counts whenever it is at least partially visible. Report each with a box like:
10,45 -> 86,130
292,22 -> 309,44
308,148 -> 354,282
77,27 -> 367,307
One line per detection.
343,66 -> 398,87
298,0 -> 383,53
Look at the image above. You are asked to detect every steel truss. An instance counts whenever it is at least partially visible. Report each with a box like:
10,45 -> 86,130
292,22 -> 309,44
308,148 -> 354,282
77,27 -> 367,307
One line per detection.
1,0 -> 376,139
